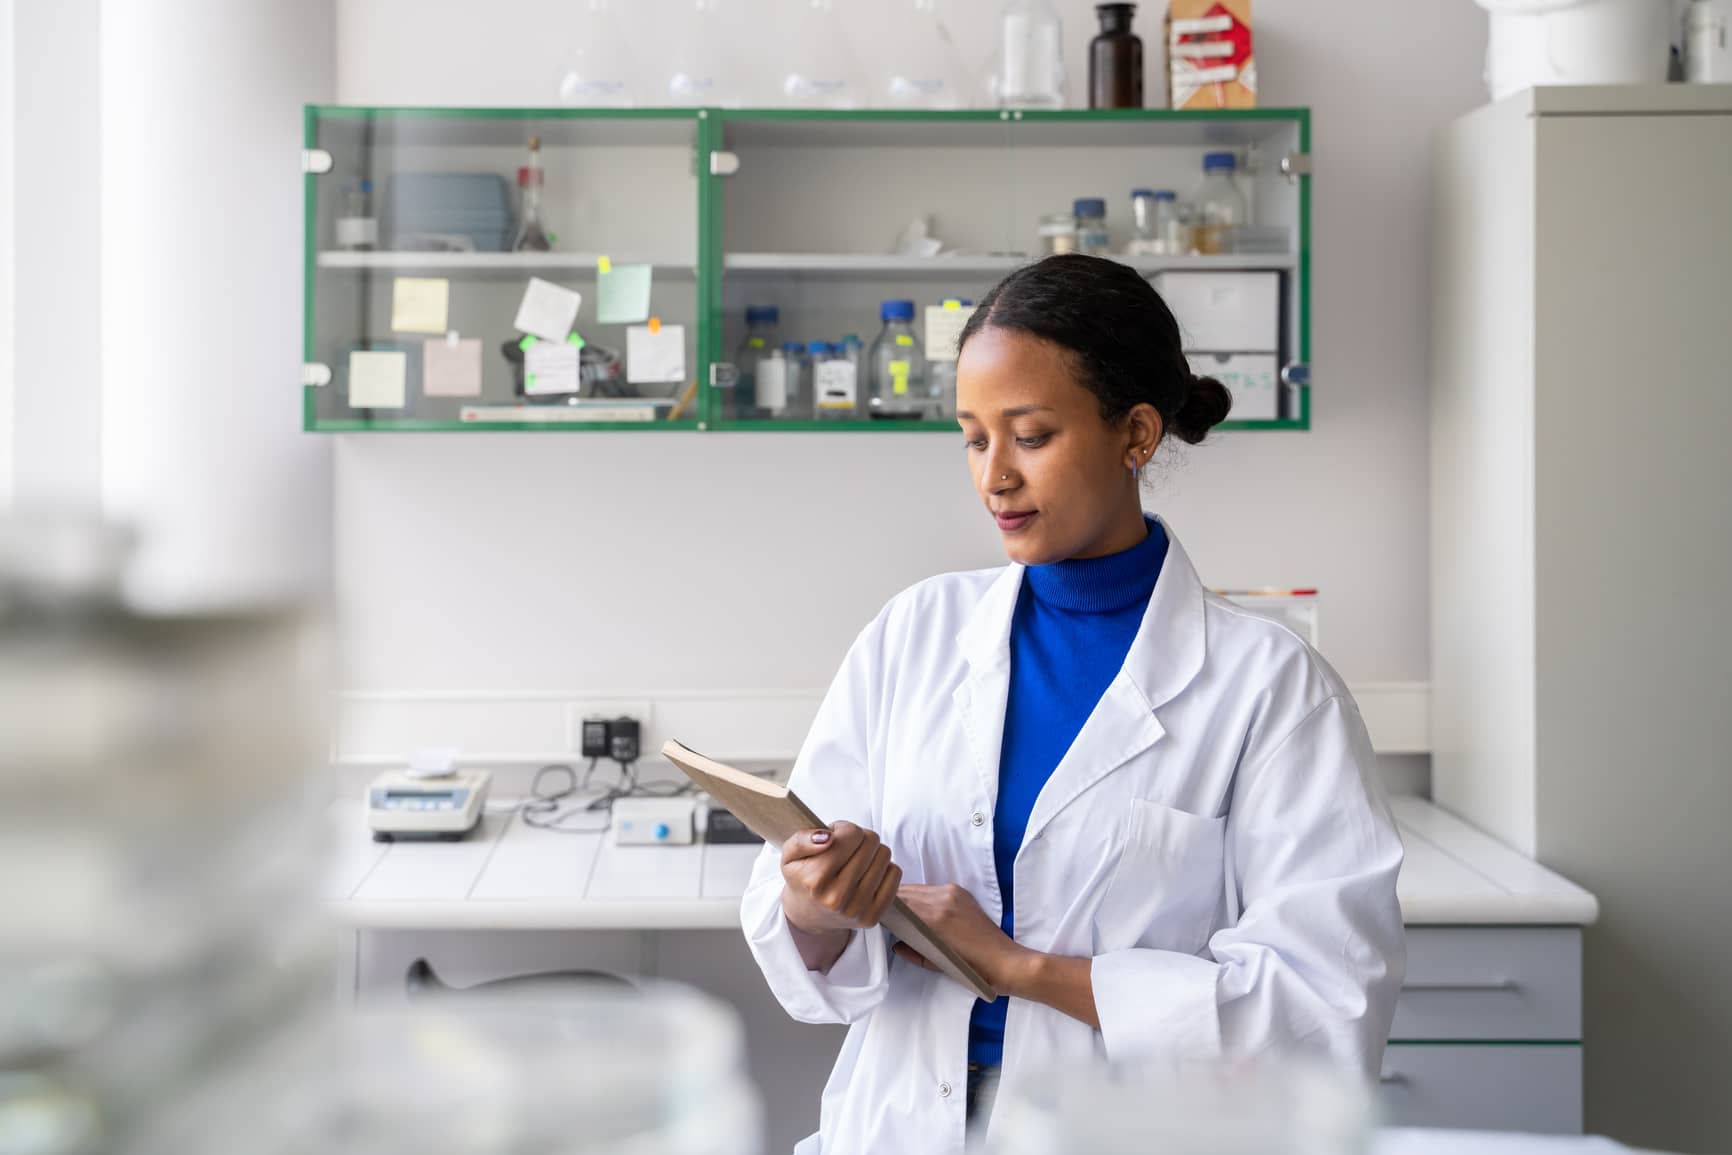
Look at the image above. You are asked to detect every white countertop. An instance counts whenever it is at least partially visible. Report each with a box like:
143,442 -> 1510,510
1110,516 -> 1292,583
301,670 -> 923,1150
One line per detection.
324,794 -> 1599,931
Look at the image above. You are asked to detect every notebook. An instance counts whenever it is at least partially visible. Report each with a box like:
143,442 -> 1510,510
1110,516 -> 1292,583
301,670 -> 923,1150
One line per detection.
661,739 -> 997,1003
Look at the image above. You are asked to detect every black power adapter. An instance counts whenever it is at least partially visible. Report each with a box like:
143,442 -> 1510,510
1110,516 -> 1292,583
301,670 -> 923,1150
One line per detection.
608,716 -> 641,764
580,716 -> 613,759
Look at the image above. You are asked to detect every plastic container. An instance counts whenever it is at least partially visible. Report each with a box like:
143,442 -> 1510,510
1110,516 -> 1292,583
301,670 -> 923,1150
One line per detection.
868,302 -> 926,419
779,0 -> 862,109
1039,211 -> 1078,255
385,173 -> 513,252
927,298 -> 972,420
734,305 -> 780,419
883,0 -> 973,108
1476,0 -> 1669,100
336,180 -> 377,251
1192,152 -> 1245,256
1089,3 -> 1143,108
995,0 -> 1065,109
1074,198 -> 1109,256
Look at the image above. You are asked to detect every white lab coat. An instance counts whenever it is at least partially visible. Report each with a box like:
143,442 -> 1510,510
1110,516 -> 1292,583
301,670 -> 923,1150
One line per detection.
740,517 -> 1405,1155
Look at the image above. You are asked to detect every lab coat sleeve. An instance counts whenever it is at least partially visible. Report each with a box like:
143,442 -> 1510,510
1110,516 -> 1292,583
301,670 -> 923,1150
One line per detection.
738,612 -> 892,1026
1091,694 -> 1406,1079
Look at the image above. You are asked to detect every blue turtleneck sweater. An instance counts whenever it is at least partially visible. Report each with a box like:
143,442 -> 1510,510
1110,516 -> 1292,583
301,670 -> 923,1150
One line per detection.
966,516 -> 1168,1068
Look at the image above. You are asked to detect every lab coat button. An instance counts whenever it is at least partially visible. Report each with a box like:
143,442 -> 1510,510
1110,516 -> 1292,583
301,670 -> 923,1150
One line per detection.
938,1081 -> 952,1098
970,811 -> 985,827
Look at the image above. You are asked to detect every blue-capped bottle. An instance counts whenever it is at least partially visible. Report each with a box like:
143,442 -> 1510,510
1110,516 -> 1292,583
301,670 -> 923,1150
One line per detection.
868,300 -> 926,419
735,305 -> 780,419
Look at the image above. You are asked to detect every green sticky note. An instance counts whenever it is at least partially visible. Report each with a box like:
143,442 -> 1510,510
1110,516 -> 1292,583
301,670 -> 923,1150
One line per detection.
519,334 -> 538,352
596,263 -> 653,325
567,331 -> 586,350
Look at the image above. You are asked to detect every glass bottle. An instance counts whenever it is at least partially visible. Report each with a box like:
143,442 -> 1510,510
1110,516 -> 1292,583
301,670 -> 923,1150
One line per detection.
513,137 -> 552,252
1039,210 -> 1078,255
336,179 -> 377,251
780,0 -> 862,108
1193,151 -> 1247,255
813,343 -> 857,420
869,300 -> 926,419
884,0 -> 973,109
994,0 -> 1065,110
1153,190 -> 1190,255
1089,3 -> 1143,109
665,0 -> 740,107
735,305 -> 780,419
927,297 -> 971,420
782,341 -> 809,419
558,0 -> 641,107
1073,198 -> 1109,255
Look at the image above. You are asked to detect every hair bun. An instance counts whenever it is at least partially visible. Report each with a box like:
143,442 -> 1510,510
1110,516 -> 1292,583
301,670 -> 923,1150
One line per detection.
1168,375 -> 1234,444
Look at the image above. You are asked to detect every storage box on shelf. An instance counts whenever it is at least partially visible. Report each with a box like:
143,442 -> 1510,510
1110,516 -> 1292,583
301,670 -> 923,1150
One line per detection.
303,107 -> 1311,433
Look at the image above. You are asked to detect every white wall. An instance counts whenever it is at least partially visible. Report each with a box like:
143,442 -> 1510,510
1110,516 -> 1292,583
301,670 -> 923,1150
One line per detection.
0,0 -> 13,513
331,0 -> 1486,762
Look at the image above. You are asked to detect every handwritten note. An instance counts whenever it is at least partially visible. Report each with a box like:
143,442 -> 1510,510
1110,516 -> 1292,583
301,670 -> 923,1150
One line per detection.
525,339 -> 580,395
422,336 -> 482,397
924,301 -> 975,362
348,350 -> 407,408
512,277 -> 583,343
391,277 -> 450,334
626,323 -> 686,385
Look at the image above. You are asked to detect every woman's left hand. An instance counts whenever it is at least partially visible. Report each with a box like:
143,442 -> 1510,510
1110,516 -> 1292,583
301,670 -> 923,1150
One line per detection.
895,883 -> 1034,997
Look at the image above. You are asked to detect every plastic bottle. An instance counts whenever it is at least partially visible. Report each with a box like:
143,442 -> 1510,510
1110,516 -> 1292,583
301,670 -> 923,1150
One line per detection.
735,305 -> 780,419
780,0 -> 862,109
1074,198 -> 1109,255
994,0 -> 1065,109
1089,3 -> 1143,108
558,0 -> 641,107
869,301 -> 926,419
1193,151 -> 1247,255
883,0 -> 973,109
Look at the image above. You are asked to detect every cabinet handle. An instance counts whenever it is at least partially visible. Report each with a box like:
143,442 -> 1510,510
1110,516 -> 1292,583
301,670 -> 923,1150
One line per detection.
1379,1072 -> 1409,1086
1402,979 -> 1517,992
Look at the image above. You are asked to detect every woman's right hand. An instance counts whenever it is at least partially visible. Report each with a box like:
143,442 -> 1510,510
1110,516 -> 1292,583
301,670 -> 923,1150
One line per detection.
779,820 -> 902,936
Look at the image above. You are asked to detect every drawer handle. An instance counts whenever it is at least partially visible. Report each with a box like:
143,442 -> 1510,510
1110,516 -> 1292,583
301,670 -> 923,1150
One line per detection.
1379,1072 -> 1409,1086
1402,979 -> 1518,992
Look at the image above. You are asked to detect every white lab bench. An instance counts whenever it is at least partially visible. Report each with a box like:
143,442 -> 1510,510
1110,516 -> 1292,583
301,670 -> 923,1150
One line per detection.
326,793 -> 1598,1151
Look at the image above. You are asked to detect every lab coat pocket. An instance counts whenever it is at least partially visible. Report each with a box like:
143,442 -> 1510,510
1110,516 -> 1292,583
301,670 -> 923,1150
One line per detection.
1093,799 -> 1228,957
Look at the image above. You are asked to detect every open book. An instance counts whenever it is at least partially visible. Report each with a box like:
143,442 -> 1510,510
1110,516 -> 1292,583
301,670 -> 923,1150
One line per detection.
662,739 -> 997,1003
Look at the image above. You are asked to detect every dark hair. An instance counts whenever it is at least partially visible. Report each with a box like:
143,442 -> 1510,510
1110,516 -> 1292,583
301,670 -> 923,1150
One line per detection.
957,254 -> 1233,445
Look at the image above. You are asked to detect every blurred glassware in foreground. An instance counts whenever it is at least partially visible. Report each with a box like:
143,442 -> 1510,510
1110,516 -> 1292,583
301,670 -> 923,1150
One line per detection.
882,0 -> 974,109
984,1057 -> 1373,1155
558,0 -> 643,107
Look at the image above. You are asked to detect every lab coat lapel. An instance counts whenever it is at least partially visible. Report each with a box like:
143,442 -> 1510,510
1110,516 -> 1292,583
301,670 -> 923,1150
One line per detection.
1020,518 -> 1209,847
951,563 -> 1025,810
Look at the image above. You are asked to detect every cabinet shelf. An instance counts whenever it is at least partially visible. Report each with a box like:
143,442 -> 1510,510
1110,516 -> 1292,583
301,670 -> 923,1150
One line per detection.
721,252 -> 1297,277
316,251 -> 697,277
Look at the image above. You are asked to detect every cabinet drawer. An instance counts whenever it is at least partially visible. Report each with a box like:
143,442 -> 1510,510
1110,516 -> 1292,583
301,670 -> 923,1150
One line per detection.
1392,927 -> 1580,1041
355,928 -> 649,1004
1379,1044 -> 1582,1133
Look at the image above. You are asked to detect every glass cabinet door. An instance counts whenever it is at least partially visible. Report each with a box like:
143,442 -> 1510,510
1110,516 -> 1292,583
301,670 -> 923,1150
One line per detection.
304,108 -> 702,431
709,111 -> 1022,431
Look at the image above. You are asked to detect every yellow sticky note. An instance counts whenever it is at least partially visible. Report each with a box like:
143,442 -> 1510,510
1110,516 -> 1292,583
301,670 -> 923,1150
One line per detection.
943,299 -> 963,311
391,277 -> 450,334
348,350 -> 407,408
895,334 -> 914,347
598,255 -> 613,275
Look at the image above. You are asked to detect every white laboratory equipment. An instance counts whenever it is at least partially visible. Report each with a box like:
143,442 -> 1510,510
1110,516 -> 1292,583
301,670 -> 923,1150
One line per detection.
753,346 -> 791,418
778,0 -> 863,109
664,0 -> 741,107
882,0 -> 974,109
557,0 -> 641,106
868,300 -> 927,419
993,0 -> 1066,110
1192,150 -> 1247,255
366,766 -> 492,841
735,304 -> 781,419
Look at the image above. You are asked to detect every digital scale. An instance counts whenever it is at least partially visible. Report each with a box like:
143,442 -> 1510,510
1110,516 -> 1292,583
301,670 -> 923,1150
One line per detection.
366,752 -> 491,842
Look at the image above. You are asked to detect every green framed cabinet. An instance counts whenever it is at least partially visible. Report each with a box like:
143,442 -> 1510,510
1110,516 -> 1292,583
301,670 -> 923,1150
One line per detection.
302,106 -> 1312,433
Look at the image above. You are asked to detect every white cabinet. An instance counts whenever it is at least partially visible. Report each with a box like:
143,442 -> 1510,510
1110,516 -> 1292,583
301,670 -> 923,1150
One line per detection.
1431,84 -> 1732,1149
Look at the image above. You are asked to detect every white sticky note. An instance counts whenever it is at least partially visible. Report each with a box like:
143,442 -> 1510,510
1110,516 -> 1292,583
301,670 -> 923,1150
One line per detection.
524,339 -> 580,395
924,303 -> 976,362
513,277 -> 583,343
348,350 -> 407,408
422,336 -> 482,397
596,263 -> 654,325
626,324 -> 686,384
391,277 -> 450,334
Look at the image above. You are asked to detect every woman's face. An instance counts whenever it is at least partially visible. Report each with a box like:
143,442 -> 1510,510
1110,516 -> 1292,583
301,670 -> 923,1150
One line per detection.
956,326 -> 1160,565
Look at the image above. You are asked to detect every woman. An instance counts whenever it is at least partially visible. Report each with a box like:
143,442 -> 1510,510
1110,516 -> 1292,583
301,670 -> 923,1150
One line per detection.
740,255 -> 1405,1155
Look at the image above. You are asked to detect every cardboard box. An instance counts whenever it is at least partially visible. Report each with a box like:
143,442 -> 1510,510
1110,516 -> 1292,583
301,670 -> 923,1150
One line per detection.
1167,0 -> 1256,110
